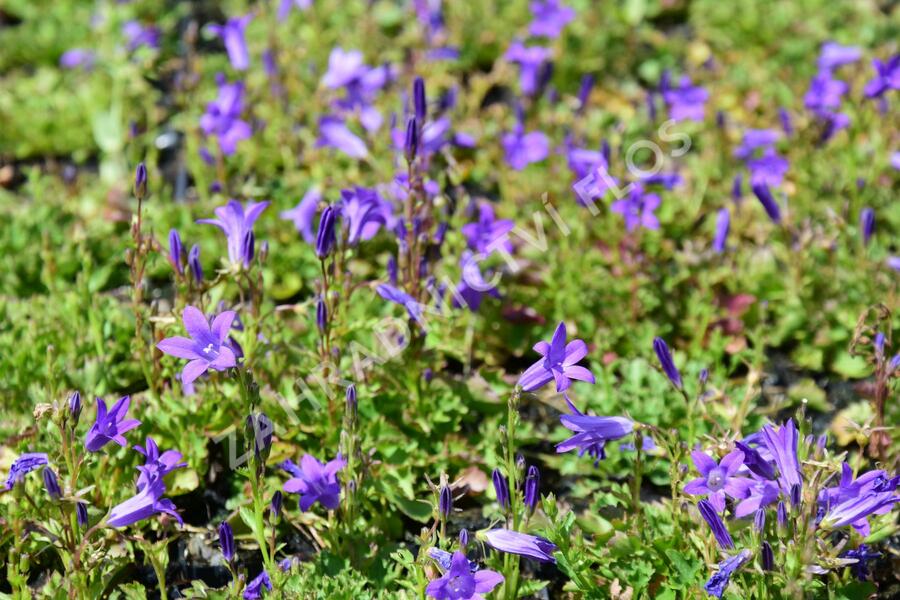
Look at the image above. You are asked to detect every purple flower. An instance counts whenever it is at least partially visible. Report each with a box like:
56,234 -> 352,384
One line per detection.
860,207 -> 875,246
524,465 -> 540,512
733,441 -> 776,480
734,477 -> 780,518
839,545 -> 881,581
4,453 -> 49,490
277,0 -> 312,20
340,187 -> 386,245
779,108 -> 793,135
528,0 -> 575,38
760,419 -> 801,494
208,15 -> 253,71
751,182 -> 781,224
747,148 -> 789,187
168,229 -> 184,274
107,471 -> 182,528
189,245 -> 203,282
428,547 -> 478,572
863,55 -> 900,98
85,397 -> 140,452
818,464 -> 899,535
59,49 -> 95,70
461,203 -> 514,255
200,79 -> 252,155
502,123 -> 549,170
376,284 -> 423,322
133,437 -> 187,490
283,454 -> 346,511
425,551 -> 503,600
315,205 -> 339,258
122,21 -> 160,52
243,571 -> 272,599
704,550 -> 752,598
198,200 -> 269,267
518,322 -> 595,392
504,41 -> 551,96
42,467 -> 61,499
482,529 -> 557,563
661,74 -> 708,122
322,47 -> 366,89
317,116 -> 368,159
610,184 -> 660,232
438,484 -> 452,518
556,398 -> 633,464
453,252 -> 500,312
712,208 -> 730,253
76,502 -> 88,527
817,42 -> 861,71
156,306 -> 238,385
684,450 -> 749,513
653,337 -> 682,389
804,71 -> 848,113
698,499 -> 734,549
280,188 -> 322,244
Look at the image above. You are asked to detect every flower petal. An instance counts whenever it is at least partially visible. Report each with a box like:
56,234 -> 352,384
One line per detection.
157,336 -> 202,360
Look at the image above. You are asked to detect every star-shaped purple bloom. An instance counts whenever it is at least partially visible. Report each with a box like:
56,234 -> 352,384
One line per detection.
804,71 -> 848,113
683,449 -> 750,513
340,186 -> 386,245
555,398 -> 633,465
662,74 -> 708,122
747,148 -> 789,187
610,184 -> 660,232
85,396 -> 141,452
282,454 -> 346,511
107,470 -> 182,528
864,55 -> 900,98
518,322 -> 595,392
461,203 -> 514,255
528,0 -> 575,39
133,437 -> 187,490
198,199 -> 269,267
452,251 -> 501,312
157,306 -> 238,385
502,124 -> 549,170
280,187 -> 322,244
200,79 -> 253,156
504,41 -> 551,96
376,284 -> 424,322
425,551 -> 503,600
317,116 -> 369,159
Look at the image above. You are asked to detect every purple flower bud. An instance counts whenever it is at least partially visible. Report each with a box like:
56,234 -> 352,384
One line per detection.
761,541 -> 774,571
860,207 -> 875,246
413,77 -> 427,122
242,229 -> 255,267
712,208 -> 730,253
404,117 -> 418,162
778,107 -> 793,135
422,368 -> 433,383
698,499 -> 734,549
889,353 -> 900,373
577,74 -> 594,110
790,483 -> 801,507
259,241 -> 269,262
817,434 -> 828,449
188,245 -> 203,283
219,521 -> 235,561
492,468 -> 510,510
315,206 -> 338,259
43,467 -> 61,500
653,337 -> 682,389
271,491 -> 283,519
751,182 -> 781,224
69,391 -> 82,424
168,229 -> 184,274
601,140 -> 612,166
715,110 -> 726,129
777,501 -> 788,529
732,173 -> 743,202
459,528 -> 469,548
316,298 -> 327,333
387,255 -> 398,285
753,508 -> 766,533
439,484 -> 452,518
699,369 -> 709,385
76,502 -> 88,528
246,412 -> 273,462
524,465 -> 540,513
134,162 -> 147,199
345,384 -> 357,417
734,441 -> 776,480
873,332 -> 885,358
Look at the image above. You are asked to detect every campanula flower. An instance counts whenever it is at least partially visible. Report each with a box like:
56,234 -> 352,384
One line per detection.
804,71 -> 847,113
704,550 -> 752,598
818,464 -> 899,535
340,187 -> 386,245
817,42 -> 861,71
863,55 -> 900,98
156,306 -> 238,384
482,529 -> 557,563
208,15 -> 253,71
317,116 -> 369,158
518,322 -> 595,392
760,419 -> 801,494
860,207 -> 875,246
168,229 -> 184,274
281,188 -> 322,244
653,337 -> 682,389
556,397 -> 633,464
133,437 -> 187,490
428,547 -> 478,572
734,128 -> 781,160
734,476 -> 780,518
504,41 -> 551,96
747,148 -> 789,187
85,396 -> 140,452
453,252 -> 500,312
59,49 -> 95,70
528,0 -> 575,38
839,545 -> 881,581
751,182 -> 781,223
198,200 -> 269,268
492,468 -> 510,510
242,571 -> 272,599
698,499 -> 734,549
712,208 -> 730,253
123,21 -> 161,52
3,453 -> 49,490
610,184 -> 660,232
684,450 -> 749,513
219,521 -> 235,561
200,79 -> 253,156
502,122 -> 549,170
315,205 -> 339,258
376,284 -> 424,322
107,471 -> 182,528
524,465 -> 540,512
461,203 -> 514,255
425,551 -> 503,600
661,73 -> 708,122
282,454 -> 346,511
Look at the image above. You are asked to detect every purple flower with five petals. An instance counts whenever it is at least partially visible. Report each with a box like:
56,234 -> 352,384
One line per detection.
198,200 -> 269,267
208,15 -> 253,71
556,397 -> 633,465
200,79 -> 253,156
280,188 -> 322,244
684,450 -> 749,513
317,116 -> 369,159
282,454 -> 346,511
107,470 -> 182,528
461,203 -> 514,256
3,453 -> 49,490
518,322 -> 595,392
864,55 -> 900,98
528,0 -> 575,39
156,306 -> 238,385
85,396 -> 141,452
425,551 -> 503,600
133,437 -> 187,490
504,41 -> 551,96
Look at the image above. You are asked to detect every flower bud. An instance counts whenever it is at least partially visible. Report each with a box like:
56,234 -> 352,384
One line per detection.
438,484 -> 452,518
68,391 -> 82,425
189,244 -> 204,283
76,502 -> 88,528
43,467 -> 61,500
404,117 -> 418,163
315,206 -> 338,259
271,491 -> 283,519
524,465 -> 540,513
168,229 -> 184,274
761,541 -> 774,571
219,521 -> 235,561
753,508 -> 766,533
245,412 -> 273,464
134,162 -> 148,199
345,384 -> 357,418
413,77 -> 426,122
316,297 -> 327,333
492,468 -> 510,510
653,337 -> 682,389
459,528 -> 469,548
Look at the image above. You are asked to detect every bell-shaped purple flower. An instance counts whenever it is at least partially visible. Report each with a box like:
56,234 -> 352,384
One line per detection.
280,188 -> 322,244
282,454 -> 346,511
107,471 -> 182,528
208,15 -> 253,71
653,337 -> 682,389
760,419 -> 801,494
684,450 -> 749,513
704,549 -> 751,598
518,322 -> 595,392
698,499 -> 734,549
492,468 -> 510,510
242,570 -> 272,599
482,529 -> 557,563
157,306 -> 238,384
528,0 -> 575,39
425,551 -> 503,600
3,453 -> 48,490
198,200 -> 269,268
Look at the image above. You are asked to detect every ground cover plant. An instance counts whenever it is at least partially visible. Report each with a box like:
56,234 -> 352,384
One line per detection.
0,0 -> 898,598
